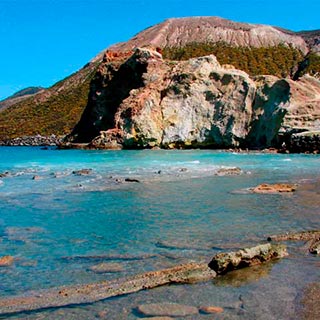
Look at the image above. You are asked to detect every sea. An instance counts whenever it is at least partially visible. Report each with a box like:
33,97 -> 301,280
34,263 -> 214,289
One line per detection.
0,147 -> 319,319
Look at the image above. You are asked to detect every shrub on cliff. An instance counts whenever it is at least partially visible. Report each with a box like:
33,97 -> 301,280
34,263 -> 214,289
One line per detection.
163,42 -> 304,78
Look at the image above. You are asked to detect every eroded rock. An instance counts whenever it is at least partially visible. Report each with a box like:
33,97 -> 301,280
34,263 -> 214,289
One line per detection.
208,243 -> 288,275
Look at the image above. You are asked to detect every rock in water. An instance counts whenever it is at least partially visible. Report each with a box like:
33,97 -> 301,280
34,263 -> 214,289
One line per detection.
0,256 -> 14,267
309,240 -> 320,255
199,306 -> 224,314
72,169 -> 92,176
208,243 -> 288,275
251,183 -> 297,193
137,303 -> 199,317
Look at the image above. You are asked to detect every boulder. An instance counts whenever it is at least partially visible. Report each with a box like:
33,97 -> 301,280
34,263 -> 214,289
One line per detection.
208,243 -> 288,275
137,303 -> 198,317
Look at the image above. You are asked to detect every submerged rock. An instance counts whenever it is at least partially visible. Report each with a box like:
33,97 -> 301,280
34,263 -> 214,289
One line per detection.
137,303 -> 199,317
251,183 -> 297,193
208,243 -> 288,275
88,262 -> 124,273
199,306 -> 224,314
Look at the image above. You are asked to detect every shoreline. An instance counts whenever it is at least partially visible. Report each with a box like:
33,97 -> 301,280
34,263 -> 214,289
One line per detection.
1,136 -> 320,154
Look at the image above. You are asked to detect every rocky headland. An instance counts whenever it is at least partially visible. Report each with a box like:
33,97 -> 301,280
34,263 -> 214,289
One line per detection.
64,47 -> 320,151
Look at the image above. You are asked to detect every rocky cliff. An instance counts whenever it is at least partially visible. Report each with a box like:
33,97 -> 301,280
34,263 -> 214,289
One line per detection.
66,48 -> 320,150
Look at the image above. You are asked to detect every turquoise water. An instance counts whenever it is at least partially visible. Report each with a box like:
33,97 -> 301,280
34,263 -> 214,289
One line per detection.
0,147 -> 319,319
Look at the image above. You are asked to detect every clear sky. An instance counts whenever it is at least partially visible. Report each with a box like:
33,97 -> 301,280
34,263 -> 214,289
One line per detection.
0,0 -> 319,100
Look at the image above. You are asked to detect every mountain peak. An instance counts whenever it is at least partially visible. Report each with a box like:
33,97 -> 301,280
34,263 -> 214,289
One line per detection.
109,16 -> 308,54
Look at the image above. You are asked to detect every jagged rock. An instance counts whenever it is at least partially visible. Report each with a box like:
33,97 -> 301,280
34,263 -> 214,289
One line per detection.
251,183 -> 297,193
0,256 -> 14,267
137,303 -> 199,317
208,243 -> 288,275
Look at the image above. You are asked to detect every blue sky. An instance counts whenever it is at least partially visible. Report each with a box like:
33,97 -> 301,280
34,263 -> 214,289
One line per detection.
0,0 -> 319,100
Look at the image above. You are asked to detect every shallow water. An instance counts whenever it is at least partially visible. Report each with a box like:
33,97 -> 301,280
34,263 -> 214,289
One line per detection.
0,147 -> 319,319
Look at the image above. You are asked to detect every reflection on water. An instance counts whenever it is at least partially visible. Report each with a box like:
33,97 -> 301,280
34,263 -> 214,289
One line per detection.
213,261 -> 276,287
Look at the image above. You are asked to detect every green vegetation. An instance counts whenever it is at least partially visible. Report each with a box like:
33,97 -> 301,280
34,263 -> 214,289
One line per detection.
163,42 -> 304,78
0,63 -> 99,140
296,52 -> 320,78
